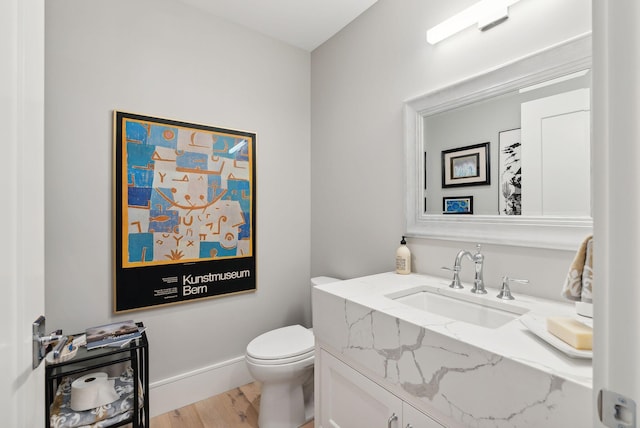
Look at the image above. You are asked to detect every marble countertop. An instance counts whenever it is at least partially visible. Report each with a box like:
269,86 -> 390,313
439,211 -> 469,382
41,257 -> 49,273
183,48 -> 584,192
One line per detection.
314,271 -> 592,389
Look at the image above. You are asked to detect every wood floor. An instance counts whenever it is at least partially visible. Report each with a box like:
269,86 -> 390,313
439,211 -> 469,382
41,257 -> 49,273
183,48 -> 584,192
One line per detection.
150,382 -> 314,428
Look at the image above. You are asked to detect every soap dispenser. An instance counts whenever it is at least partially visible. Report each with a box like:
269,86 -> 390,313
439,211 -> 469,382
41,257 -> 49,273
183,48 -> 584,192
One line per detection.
395,236 -> 411,274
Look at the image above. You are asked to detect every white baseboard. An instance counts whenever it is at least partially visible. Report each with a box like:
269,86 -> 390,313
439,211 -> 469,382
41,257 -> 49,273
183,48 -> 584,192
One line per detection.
149,355 -> 253,418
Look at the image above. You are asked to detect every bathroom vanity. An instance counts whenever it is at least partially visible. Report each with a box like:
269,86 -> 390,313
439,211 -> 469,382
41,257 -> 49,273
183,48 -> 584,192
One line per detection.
312,273 -> 592,427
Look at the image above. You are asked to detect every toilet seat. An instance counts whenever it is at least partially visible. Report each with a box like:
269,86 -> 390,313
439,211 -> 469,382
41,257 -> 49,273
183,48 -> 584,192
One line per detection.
246,351 -> 314,366
246,325 -> 314,365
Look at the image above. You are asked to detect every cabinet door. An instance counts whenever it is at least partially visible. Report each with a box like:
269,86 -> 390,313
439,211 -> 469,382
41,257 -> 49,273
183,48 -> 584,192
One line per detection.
319,350 -> 402,428
402,402 -> 445,428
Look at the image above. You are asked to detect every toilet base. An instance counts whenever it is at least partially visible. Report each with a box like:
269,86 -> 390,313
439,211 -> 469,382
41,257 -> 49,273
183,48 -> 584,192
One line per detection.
248,362 -> 313,428
259,381 -> 305,428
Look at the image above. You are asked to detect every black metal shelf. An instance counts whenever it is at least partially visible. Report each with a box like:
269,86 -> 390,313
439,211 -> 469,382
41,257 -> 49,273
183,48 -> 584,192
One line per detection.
45,322 -> 149,428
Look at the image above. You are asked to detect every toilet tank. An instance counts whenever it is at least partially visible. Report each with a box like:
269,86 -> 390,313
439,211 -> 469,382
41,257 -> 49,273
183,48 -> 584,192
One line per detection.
311,276 -> 340,287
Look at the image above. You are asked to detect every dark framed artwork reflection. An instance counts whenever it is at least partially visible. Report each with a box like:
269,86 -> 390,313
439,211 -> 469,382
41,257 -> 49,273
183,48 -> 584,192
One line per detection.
441,142 -> 490,188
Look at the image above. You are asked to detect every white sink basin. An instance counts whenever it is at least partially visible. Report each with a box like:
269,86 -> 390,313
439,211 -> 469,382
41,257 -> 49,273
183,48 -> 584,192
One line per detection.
387,286 -> 529,329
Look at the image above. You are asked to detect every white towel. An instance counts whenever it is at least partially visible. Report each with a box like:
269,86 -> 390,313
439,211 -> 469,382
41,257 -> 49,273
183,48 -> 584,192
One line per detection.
561,235 -> 593,302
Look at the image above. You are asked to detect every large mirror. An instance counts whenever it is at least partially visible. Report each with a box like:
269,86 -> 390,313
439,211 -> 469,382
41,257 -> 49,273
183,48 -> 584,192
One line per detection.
404,34 -> 592,250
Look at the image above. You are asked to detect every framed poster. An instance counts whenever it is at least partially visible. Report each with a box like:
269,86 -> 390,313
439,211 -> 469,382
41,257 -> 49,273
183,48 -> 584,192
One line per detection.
441,142 -> 490,188
113,111 -> 256,312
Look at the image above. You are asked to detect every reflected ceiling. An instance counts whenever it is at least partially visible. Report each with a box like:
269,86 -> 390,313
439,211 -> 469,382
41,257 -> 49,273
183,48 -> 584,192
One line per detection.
177,0 -> 379,51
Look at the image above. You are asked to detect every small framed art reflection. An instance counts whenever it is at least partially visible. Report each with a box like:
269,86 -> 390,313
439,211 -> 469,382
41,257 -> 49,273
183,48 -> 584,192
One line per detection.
443,196 -> 474,214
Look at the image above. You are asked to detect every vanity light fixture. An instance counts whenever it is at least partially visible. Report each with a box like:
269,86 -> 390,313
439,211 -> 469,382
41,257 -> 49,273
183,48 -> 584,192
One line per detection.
426,0 -> 521,45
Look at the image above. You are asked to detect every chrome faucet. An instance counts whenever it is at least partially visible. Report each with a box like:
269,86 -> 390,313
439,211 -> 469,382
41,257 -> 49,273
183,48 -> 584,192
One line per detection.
442,244 -> 486,293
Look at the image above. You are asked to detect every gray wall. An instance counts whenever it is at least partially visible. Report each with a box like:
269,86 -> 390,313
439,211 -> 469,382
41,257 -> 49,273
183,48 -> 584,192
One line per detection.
311,0 -> 592,301
45,0 -> 310,391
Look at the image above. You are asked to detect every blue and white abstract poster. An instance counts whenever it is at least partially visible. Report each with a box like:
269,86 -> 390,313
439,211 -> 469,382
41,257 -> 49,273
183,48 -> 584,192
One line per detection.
114,111 -> 257,312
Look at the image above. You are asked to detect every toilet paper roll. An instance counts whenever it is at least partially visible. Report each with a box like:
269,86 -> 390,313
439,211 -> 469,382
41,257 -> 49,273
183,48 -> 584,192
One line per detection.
70,372 -> 120,411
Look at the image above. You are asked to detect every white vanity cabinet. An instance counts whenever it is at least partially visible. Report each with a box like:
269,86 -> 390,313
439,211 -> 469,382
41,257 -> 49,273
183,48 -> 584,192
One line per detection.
318,348 -> 444,428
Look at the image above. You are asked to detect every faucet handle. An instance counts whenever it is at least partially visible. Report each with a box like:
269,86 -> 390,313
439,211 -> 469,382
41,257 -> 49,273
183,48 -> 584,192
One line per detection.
497,276 -> 529,300
474,243 -> 482,253
441,266 -> 464,289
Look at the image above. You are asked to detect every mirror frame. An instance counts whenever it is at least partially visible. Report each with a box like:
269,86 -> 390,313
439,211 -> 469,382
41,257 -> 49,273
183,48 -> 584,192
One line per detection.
404,34 -> 592,250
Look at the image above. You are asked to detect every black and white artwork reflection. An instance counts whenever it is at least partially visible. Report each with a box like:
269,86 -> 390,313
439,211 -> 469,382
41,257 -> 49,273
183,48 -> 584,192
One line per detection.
499,128 -> 522,215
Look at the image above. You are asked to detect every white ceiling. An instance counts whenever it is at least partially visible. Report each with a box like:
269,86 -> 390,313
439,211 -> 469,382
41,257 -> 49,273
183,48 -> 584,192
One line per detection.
177,0 -> 379,51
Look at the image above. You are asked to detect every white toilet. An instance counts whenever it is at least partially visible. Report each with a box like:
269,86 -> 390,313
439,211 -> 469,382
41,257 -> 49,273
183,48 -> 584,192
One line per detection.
245,276 -> 339,428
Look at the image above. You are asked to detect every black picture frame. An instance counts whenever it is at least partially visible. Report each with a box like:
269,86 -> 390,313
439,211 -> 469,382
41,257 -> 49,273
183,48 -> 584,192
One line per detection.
441,142 -> 490,188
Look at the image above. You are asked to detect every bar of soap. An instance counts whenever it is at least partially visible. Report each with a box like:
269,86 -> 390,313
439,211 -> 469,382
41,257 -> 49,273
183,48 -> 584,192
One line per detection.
546,317 -> 593,350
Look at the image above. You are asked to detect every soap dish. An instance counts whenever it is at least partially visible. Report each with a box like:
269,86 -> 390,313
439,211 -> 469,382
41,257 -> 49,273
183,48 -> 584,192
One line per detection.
520,313 -> 592,359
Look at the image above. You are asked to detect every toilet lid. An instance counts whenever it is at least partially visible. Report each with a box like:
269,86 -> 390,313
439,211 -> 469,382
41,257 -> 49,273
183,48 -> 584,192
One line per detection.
246,325 -> 314,360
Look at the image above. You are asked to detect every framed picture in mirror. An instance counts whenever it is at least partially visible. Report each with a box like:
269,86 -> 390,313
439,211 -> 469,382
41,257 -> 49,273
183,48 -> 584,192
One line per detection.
498,128 -> 522,215
441,142 -> 490,188
443,196 -> 474,214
